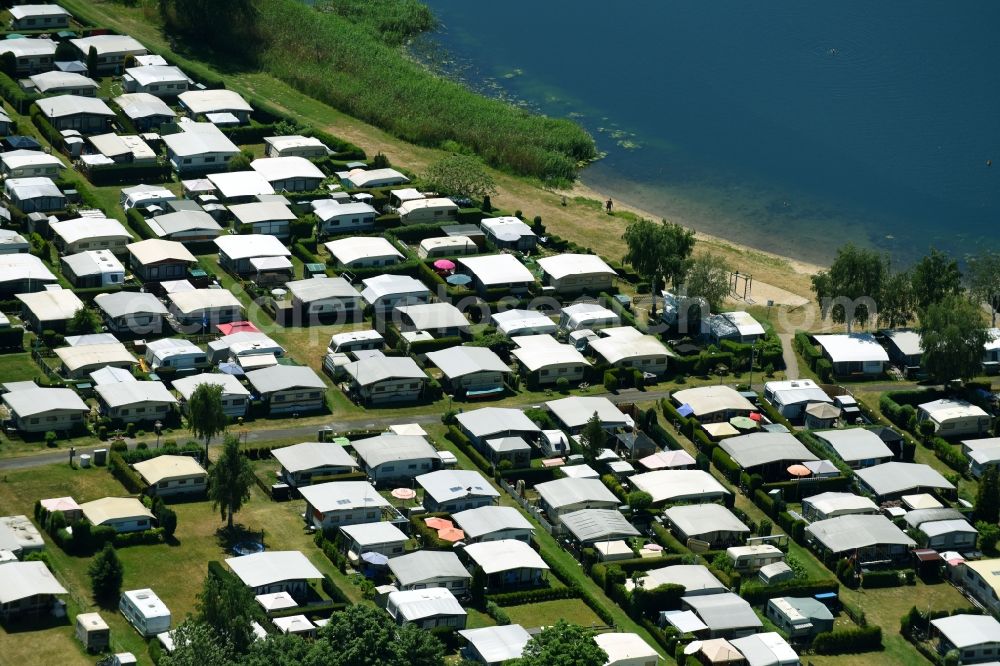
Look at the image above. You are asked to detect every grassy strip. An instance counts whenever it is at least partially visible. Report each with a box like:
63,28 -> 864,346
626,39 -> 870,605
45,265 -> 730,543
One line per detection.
157,0 -> 596,182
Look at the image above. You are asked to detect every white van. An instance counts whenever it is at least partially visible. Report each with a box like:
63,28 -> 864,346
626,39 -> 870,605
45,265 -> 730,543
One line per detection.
120,588 -> 171,637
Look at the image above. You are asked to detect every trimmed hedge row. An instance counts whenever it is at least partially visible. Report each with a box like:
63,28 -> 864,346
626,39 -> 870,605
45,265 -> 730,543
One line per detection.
486,586 -> 580,606
444,426 -> 493,474
739,578 -> 838,604
813,625 -> 883,654
29,105 -> 63,150
109,449 -> 145,493
83,162 -> 173,186
711,446 -> 742,484
0,70 -> 39,114
861,569 -> 911,589
761,474 -> 849,503
409,513 -> 453,550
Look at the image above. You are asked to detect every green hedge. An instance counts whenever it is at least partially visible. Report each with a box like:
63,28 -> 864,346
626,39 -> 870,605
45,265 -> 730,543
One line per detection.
762,475 -> 849,502
487,586 -> 580,606
409,513 -> 452,550
711,446 -> 742,484
739,578 -> 838,604
29,105 -> 63,150
292,240 -> 321,265
794,331 -> 822,371
0,328 -> 24,350
444,426 -> 493,474
221,122 -> 279,145
652,522 -> 689,554
109,449 -> 145,493
497,466 -> 559,485
0,70 -> 39,114
813,626 -> 883,654
84,162 -> 173,186
935,438 -> 969,473
861,569 -> 909,589
408,335 -> 463,355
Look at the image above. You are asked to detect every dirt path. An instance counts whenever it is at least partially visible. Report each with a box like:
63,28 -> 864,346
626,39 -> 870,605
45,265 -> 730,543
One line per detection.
778,333 -> 801,380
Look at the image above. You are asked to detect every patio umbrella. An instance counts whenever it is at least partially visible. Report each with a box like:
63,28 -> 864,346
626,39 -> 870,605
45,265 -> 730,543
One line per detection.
446,274 -> 472,286
729,416 -> 757,430
676,403 -> 694,417
360,552 -> 389,566
433,259 -> 456,271
787,464 -> 812,478
424,517 -> 453,530
437,527 -> 465,542
391,488 -> 417,500
748,412 -> 762,422
218,362 -> 245,376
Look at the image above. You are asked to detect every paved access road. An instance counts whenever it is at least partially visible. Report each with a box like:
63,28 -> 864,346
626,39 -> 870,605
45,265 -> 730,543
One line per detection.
0,378 -> 925,472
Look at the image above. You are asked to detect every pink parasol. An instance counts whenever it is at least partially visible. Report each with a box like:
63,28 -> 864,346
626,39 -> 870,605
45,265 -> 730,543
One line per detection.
391,488 -> 417,500
433,259 -> 456,271
749,412 -> 762,422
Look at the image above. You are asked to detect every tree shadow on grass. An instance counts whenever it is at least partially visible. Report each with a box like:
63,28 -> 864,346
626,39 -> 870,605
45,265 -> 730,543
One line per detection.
215,523 -> 266,555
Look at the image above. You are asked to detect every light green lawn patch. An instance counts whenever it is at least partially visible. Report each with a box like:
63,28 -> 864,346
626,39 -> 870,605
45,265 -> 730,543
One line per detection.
0,464 -> 365,663
503,598 -> 602,629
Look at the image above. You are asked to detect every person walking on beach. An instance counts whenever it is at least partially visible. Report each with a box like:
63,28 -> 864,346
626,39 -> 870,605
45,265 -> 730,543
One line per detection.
605,197 -> 613,214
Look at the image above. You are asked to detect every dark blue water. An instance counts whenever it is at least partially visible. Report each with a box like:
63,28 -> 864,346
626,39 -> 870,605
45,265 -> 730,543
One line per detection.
416,1 -> 1000,265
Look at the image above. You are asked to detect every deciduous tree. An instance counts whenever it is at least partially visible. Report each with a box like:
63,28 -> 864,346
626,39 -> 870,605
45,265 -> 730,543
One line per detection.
67,307 -> 101,335
208,434 -> 254,530
160,621 -> 238,666
314,604 -> 444,666
918,294 -> 990,384
684,253 -> 732,312
518,620 -> 607,666
188,382 -> 227,461
622,219 -> 695,312
911,247 -> 963,313
967,249 -> 1000,326
198,567 -> 264,654
877,269 -> 915,329
424,154 -> 497,201
810,244 -> 887,332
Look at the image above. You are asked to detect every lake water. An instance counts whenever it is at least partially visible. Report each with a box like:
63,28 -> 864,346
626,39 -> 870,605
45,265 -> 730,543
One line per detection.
415,1 -> 1000,265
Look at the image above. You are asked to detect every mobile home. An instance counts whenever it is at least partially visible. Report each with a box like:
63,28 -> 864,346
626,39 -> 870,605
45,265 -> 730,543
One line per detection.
119,589 -> 171,638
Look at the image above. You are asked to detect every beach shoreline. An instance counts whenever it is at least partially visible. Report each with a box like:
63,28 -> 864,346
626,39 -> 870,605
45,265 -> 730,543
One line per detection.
566,179 -> 825,278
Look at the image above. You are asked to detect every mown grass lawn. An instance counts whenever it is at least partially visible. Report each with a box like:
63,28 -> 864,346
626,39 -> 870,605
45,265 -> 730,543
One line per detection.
0,461 -> 368,664
503,598 -> 603,629
0,351 -> 44,383
809,580 -> 971,666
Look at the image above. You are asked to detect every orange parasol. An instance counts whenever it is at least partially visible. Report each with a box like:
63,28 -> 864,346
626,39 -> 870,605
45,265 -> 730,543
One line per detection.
437,527 -> 465,542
